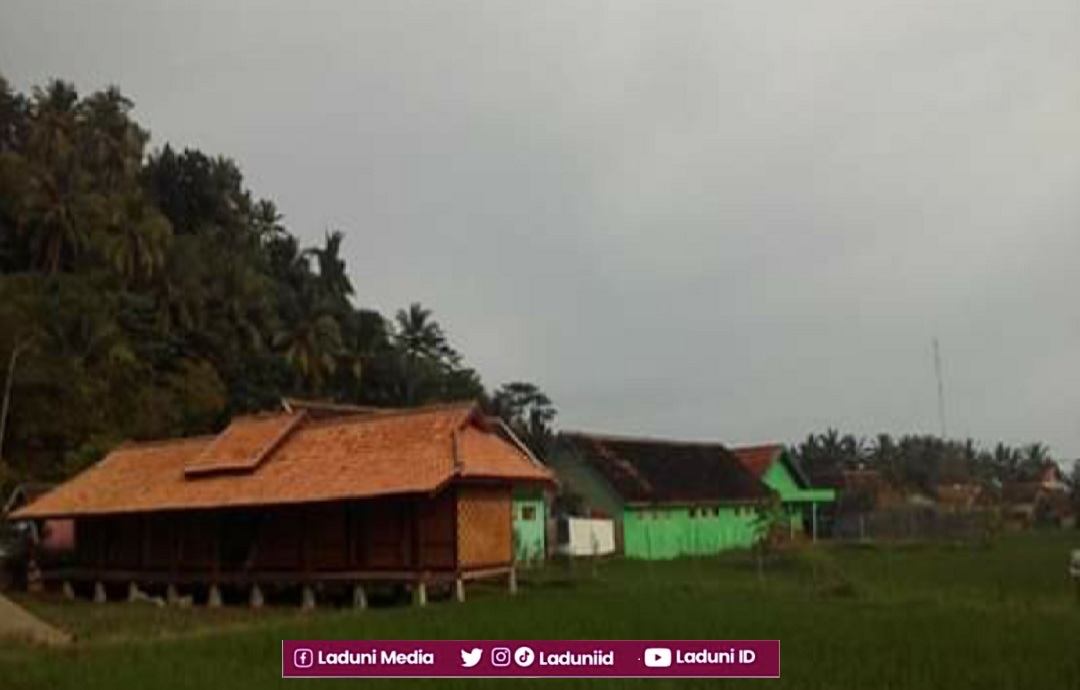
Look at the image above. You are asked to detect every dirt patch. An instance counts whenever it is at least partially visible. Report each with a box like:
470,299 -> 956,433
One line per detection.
0,593 -> 72,646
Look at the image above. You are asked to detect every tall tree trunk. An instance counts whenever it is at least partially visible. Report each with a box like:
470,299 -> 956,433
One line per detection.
0,340 -> 30,463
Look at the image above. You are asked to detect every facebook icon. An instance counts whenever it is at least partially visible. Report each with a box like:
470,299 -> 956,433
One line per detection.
294,648 -> 314,668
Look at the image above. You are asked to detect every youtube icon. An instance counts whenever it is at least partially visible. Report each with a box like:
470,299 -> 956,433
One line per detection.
644,648 -> 672,668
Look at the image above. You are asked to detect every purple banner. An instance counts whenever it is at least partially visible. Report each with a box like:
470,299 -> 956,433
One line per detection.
282,640 -> 779,678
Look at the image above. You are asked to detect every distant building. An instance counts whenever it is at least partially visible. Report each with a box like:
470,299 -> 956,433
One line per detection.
3,484 -> 74,562
934,482 -> 985,513
1001,462 -> 1070,528
731,445 -> 835,540
547,432 -> 772,559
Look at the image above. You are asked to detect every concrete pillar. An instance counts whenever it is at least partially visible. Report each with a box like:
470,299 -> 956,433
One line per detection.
166,584 -> 180,606
413,581 -> 428,607
128,582 -> 140,602
300,585 -> 316,610
352,584 -> 367,610
249,584 -> 264,609
207,584 -> 223,608
508,568 -> 518,595
454,578 -> 466,603
93,581 -> 107,603
61,581 -> 76,600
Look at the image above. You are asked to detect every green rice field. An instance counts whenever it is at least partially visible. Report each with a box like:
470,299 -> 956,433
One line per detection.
2,532 -> 1079,690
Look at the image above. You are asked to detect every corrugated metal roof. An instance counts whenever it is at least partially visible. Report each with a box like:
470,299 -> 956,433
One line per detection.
560,432 -> 772,505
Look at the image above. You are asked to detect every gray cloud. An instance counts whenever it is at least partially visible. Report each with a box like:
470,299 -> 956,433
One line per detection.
3,0 -> 1079,457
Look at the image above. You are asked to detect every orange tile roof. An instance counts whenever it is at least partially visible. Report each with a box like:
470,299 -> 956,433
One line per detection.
184,411 -> 307,476
731,444 -> 784,478
13,403 -> 554,519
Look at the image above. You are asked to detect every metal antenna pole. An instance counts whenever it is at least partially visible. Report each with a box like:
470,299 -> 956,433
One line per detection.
933,338 -> 947,438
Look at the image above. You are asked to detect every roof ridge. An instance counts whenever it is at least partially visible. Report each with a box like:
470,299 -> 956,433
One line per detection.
300,400 -> 479,430
118,435 -> 217,451
731,443 -> 784,452
561,430 -> 729,449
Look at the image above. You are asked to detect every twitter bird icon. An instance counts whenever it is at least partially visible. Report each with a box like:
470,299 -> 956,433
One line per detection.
461,648 -> 483,668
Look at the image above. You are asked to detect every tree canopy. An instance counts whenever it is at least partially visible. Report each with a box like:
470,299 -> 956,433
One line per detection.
0,76 -> 556,487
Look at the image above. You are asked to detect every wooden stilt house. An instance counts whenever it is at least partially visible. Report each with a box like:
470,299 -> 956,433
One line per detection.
11,402 -> 554,604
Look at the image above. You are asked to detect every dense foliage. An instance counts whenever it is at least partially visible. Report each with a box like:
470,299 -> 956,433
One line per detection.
0,76 -> 555,487
791,429 -> 1066,493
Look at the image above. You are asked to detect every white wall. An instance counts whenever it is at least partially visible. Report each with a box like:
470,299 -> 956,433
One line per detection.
557,517 -> 616,557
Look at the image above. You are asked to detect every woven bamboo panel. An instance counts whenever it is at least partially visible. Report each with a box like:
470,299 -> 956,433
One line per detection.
456,485 -> 512,568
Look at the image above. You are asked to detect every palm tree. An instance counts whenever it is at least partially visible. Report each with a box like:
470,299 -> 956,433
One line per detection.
273,286 -> 343,394
18,81 -> 101,274
394,303 -> 454,361
869,433 -> 901,484
488,382 -> 557,454
992,443 -> 1021,481
99,193 -> 172,285
28,81 -> 79,169
1018,443 -> 1052,481
310,230 -> 353,302
392,303 -> 458,405
78,86 -> 146,191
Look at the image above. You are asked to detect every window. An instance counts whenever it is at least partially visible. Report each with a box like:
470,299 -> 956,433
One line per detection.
712,507 -> 720,517
521,506 -> 536,521
689,507 -> 698,519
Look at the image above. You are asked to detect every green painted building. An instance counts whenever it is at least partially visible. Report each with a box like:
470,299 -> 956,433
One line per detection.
512,486 -> 547,563
549,433 -> 774,559
732,445 -> 836,540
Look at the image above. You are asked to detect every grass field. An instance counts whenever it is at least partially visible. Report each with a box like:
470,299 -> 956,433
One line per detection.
2,532 -> 1079,690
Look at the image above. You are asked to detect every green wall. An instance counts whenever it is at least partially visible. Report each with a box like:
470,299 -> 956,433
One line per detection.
763,461 -> 805,535
622,505 -> 760,559
763,460 -> 801,498
545,447 -> 625,519
759,452 -> 835,538
512,488 -> 546,563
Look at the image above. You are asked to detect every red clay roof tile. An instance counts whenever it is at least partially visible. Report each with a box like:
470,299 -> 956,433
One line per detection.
14,403 -> 553,519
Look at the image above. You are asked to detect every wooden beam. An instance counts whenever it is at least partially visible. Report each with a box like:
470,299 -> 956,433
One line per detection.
398,501 -> 409,567
345,502 -> 355,569
173,515 -> 184,578
301,506 -> 311,580
139,516 -> 149,570
412,498 -> 424,570
452,486 -> 460,571
39,567 -> 466,585
211,513 -> 221,582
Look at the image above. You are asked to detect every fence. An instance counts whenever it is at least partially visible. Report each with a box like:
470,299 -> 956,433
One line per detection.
832,507 -> 994,542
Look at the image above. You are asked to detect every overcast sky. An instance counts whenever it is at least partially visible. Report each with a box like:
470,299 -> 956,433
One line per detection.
2,1 -> 1079,458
